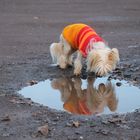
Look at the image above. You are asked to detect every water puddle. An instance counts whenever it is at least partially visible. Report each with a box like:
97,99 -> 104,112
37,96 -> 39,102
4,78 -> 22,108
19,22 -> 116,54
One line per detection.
18,77 -> 140,115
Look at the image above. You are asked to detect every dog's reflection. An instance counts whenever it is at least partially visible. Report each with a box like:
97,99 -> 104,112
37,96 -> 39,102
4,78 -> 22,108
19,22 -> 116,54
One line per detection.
51,77 -> 118,115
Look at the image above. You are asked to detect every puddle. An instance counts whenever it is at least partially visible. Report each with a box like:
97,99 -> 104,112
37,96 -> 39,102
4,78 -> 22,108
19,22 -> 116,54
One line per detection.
18,77 -> 140,115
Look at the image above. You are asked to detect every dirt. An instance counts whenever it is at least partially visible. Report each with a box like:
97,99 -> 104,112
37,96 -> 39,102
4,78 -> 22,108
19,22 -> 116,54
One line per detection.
0,0 -> 140,139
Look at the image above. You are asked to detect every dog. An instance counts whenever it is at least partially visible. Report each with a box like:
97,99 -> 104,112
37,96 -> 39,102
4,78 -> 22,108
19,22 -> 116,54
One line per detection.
50,23 -> 120,76
51,77 -> 118,115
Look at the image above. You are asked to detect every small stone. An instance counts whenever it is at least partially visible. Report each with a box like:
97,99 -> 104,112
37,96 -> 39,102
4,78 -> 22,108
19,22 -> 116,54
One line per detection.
101,120 -> 109,125
29,80 -> 38,86
135,109 -> 140,113
133,77 -> 138,81
75,131 -> 82,135
119,124 -> 131,129
72,121 -> 80,127
79,136 -> 84,139
123,64 -> 131,68
1,115 -> 11,122
107,76 -> 112,81
101,129 -> 109,135
108,117 -> 126,124
38,124 -> 49,136
116,82 -> 122,87
66,122 -> 72,127
2,133 -> 10,137
124,73 -> 131,78
88,121 -> 96,127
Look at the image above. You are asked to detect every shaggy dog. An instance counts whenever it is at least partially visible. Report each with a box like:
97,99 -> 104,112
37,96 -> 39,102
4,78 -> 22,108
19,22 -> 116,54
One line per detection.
50,23 -> 120,76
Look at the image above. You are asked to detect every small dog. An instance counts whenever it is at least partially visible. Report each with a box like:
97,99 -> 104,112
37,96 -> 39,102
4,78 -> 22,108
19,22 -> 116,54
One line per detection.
50,23 -> 120,76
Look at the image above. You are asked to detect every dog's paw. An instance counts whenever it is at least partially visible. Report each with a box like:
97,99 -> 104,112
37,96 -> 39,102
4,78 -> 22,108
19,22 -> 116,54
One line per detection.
59,63 -> 67,69
58,55 -> 67,69
74,69 -> 81,76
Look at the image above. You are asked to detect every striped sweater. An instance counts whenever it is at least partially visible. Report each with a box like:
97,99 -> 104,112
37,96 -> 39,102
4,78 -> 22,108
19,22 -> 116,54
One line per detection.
62,23 -> 104,57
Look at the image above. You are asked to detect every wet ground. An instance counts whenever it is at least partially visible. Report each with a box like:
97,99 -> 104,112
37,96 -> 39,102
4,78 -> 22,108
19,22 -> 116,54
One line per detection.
0,0 -> 140,140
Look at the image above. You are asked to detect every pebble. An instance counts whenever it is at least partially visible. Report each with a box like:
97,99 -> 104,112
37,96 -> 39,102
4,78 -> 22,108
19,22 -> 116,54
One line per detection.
2,133 -> 10,137
107,76 -> 112,81
1,115 -> 11,122
124,73 -> 131,78
119,124 -> 131,129
116,82 -> 122,87
37,124 -> 49,136
79,136 -> 84,139
66,122 -> 72,127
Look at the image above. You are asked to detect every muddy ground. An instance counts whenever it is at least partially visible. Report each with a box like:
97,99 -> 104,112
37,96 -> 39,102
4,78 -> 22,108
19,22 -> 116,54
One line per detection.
0,0 -> 140,140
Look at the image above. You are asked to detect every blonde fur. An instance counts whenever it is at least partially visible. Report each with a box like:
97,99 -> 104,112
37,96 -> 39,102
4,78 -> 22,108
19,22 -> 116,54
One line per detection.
86,77 -> 118,114
87,46 -> 119,76
50,34 -> 120,76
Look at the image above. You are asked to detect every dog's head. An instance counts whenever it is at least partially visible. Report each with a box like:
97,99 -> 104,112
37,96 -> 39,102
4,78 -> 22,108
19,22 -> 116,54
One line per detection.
87,46 -> 119,76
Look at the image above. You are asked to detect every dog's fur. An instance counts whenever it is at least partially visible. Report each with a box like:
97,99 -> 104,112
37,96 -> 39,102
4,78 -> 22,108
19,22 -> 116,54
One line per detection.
50,24 -> 120,76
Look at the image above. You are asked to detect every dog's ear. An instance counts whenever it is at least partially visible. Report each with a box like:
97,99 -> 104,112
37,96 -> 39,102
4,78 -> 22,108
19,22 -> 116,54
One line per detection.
108,48 -> 120,63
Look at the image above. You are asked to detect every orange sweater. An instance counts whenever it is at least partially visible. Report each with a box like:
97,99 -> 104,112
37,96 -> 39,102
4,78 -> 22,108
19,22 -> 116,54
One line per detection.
62,23 -> 104,57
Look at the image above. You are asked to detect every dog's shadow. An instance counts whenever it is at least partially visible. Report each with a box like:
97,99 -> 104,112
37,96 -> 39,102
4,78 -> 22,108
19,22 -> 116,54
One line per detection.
51,76 -> 118,115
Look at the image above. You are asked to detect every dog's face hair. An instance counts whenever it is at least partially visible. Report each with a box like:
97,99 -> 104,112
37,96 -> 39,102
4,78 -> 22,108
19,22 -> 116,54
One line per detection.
87,46 -> 119,76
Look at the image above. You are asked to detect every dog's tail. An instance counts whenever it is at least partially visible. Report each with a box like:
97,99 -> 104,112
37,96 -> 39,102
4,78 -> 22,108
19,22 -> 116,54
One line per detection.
50,43 -> 63,63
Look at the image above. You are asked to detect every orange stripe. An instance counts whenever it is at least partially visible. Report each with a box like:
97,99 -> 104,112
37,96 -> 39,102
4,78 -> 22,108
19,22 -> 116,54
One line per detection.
79,101 -> 91,115
76,26 -> 89,47
79,28 -> 92,44
79,29 -> 91,44
80,34 -> 96,57
79,31 -> 96,50
78,27 -> 96,45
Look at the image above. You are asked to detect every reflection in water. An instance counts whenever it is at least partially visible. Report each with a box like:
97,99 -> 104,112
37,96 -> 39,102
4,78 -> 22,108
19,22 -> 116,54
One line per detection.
19,76 -> 140,115
51,77 -> 118,115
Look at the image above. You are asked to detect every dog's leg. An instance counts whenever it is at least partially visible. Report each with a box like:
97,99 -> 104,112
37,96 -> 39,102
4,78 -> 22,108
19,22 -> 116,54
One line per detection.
59,35 -> 73,69
74,51 -> 82,75
72,77 -> 83,98
67,54 -> 73,66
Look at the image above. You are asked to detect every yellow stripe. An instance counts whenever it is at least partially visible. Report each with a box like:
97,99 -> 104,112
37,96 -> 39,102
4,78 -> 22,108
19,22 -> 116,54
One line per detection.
79,31 -> 96,50
62,24 -> 86,49
78,28 -> 91,44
